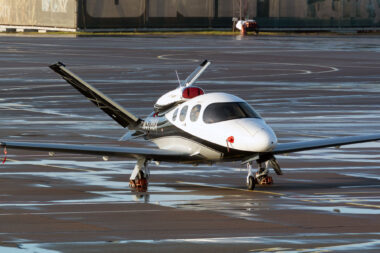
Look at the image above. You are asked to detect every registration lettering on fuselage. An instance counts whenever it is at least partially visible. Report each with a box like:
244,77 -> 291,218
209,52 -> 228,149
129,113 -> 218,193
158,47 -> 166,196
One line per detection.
142,116 -> 159,130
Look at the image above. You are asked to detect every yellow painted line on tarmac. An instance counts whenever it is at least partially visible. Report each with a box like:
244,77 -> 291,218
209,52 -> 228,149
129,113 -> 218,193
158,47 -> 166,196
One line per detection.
313,192 -> 379,195
5,158 -> 94,172
346,202 -> 380,209
249,247 -> 291,252
177,181 -> 284,196
302,250 -> 330,253
299,199 -> 318,203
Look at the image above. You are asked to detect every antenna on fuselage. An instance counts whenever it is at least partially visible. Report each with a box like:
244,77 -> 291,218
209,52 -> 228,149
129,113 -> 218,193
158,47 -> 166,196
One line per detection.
175,70 -> 182,87
154,60 -> 208,112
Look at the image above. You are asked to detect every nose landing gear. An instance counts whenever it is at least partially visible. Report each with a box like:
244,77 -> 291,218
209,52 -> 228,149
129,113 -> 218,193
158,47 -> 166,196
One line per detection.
246,157 -> 281,190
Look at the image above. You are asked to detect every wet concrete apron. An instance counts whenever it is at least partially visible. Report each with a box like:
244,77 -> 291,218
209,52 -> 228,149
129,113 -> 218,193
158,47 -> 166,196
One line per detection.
0,34 -> 379,252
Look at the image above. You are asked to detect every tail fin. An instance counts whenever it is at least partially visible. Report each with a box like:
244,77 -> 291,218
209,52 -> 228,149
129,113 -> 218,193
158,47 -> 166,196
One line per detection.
49,62 -> 141,128
182,60 -> 211,87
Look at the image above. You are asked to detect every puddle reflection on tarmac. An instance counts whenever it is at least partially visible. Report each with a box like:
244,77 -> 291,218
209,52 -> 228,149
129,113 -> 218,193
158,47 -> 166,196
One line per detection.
53,186 -> 220,208
8,233 -> 380,253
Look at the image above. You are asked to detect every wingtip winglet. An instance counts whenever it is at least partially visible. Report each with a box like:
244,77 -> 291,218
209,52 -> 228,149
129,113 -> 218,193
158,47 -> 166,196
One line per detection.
49,62 -> 66,70
200,60 -> 208,66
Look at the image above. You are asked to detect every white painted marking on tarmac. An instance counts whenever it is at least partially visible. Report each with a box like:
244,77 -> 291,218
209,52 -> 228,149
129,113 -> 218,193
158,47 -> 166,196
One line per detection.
204,63 -> 339,79
6,159 -> 95,172
113,233 -> 380,246
0,102 -> 91,118
340,185 -> 380,189
32,184 -> 51,188
277,240 -> 380,253
157,55 -> 199,62
342,173 -> 380,181
279,204 -> 380,215
0,209 -> 163,216
0,84 -> 66,91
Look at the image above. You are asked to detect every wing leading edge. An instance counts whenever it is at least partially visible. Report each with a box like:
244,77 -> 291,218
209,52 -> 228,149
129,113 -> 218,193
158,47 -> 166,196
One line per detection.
0,141 -> 199,163
271,134 -> 380,155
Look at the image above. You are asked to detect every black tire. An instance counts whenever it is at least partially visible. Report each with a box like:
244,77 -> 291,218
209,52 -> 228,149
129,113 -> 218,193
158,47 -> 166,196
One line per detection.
247,176 -> 256,190
137,170 -> 145,180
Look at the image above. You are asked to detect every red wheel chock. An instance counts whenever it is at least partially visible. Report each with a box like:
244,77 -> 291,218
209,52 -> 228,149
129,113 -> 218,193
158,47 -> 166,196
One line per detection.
129,179 -> 148,192
258,176 -> 273,185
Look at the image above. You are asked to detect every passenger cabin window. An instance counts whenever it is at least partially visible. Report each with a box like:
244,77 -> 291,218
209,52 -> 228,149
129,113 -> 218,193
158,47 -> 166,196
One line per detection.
203,102 -> 261,124
190,104 -> 201,122
179,106 -> 188,121
172,108 -> 178,121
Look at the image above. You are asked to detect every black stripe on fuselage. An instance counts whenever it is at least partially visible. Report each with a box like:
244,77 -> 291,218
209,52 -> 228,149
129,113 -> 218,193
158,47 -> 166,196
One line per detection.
140,114 -> 256,162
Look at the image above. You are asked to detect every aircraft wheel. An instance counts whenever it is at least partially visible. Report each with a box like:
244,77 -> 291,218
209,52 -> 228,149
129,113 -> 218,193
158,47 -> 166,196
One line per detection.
137,170 -> 146,180
247,176 -> 256,191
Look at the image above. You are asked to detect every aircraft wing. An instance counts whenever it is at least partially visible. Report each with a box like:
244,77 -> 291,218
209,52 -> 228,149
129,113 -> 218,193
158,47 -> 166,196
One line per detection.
0,141 -> 198,163
49,62 -> 141,128
271,134 -> 380,155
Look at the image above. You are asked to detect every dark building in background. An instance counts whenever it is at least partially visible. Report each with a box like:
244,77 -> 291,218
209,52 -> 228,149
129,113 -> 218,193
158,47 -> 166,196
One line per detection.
0,0 -> 379,32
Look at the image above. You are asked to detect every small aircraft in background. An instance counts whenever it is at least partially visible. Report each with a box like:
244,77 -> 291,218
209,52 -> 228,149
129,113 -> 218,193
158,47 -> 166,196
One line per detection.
1,60 -> 379,191
235,19 -> 259,35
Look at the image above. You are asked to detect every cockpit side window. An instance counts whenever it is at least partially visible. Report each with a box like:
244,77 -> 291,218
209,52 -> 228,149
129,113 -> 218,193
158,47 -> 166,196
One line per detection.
172,108 -> 179,121
190,104 -> 201,122
179,105 -> 188,121
203,102 -> 261,124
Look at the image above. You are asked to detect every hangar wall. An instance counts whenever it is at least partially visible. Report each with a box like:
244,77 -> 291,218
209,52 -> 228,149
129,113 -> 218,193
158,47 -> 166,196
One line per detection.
78,0 -> 380,30
0,0 -> 77,29
0,0 -> 379,30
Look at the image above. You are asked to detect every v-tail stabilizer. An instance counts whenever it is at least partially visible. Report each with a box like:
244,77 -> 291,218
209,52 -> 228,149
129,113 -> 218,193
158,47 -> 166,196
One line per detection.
49,62 -> 142,128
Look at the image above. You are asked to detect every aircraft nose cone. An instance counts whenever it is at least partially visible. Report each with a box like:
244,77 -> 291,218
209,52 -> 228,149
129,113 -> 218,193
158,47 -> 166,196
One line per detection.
253,128 -> 277,152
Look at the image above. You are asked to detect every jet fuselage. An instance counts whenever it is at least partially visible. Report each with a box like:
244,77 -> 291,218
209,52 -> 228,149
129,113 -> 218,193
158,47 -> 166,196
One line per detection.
140,92 -> 277,162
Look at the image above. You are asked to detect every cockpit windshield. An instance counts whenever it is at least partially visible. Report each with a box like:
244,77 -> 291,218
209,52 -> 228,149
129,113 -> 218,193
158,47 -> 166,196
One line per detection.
203,102 -> 261,124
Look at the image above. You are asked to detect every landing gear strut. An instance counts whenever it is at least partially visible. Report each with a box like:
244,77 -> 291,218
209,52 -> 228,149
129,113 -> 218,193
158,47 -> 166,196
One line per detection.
129,158 -> 150,192
246,157 -> 282,190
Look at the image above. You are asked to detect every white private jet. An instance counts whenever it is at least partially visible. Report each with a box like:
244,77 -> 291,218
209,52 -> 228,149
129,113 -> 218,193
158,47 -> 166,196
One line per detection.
1,61 -> 379,191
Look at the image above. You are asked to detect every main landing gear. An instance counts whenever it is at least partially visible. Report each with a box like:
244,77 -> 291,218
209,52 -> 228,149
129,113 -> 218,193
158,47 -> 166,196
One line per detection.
129,158 -> 150,192
246,157 -> 282,190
